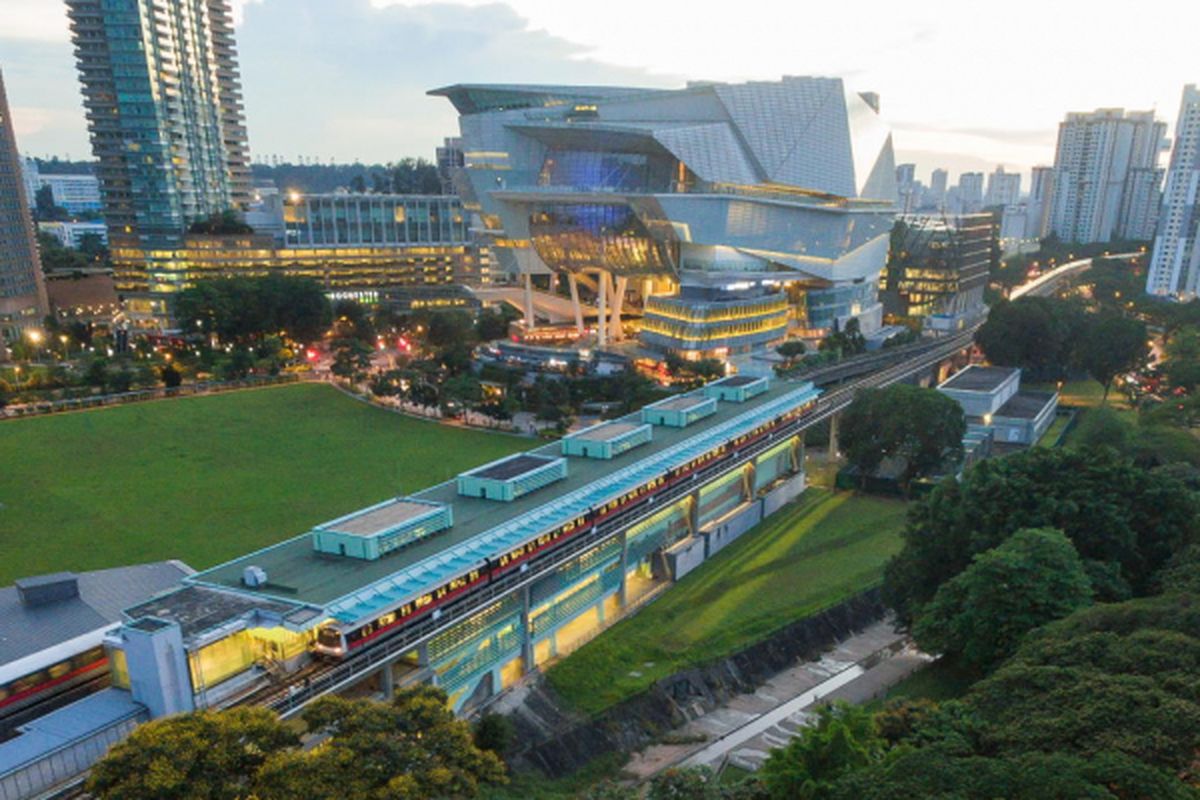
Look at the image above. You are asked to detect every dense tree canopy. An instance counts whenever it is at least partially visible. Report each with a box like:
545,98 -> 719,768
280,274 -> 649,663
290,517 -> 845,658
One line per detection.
173,274 -> 332,344
1075,312 -> 1147,401
760,702 -> 885,800
840,384 -> 966,491
884,447 -> 1199,624
912,528 -> 1094,671
89,687 -> 505,800
974,296 -> 1084,381
256,688 -> 505,800
87,707 -> 298,800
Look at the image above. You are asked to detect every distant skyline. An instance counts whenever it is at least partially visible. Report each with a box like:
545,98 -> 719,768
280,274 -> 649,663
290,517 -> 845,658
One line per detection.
2,0 -> 1198,185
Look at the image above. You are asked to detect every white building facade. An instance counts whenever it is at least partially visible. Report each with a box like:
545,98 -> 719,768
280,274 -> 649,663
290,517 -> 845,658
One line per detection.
1146,85 -> 1200,298
1050,108 -> 1166,244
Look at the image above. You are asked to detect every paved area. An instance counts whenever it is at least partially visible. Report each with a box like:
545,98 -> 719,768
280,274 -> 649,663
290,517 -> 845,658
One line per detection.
622,620 -> 931,778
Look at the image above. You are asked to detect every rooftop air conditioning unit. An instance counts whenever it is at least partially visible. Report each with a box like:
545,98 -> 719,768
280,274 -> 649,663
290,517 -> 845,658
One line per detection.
243,566 -> 268,588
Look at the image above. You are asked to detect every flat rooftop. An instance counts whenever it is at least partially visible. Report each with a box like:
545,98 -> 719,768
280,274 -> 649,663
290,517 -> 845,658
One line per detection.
940,365 -> 1019,392
714,375 -> 761,387
653,395 -> 714,412
185,379 -> 814,612
324,500 -> 438,537
994,390 -> 1057,420
469,454 -> 557,481
573,421 -> 643,442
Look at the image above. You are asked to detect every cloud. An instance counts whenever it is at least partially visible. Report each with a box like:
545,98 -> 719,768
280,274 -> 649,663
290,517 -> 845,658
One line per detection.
237,0 -> 677,162
891,122 -> 1057,148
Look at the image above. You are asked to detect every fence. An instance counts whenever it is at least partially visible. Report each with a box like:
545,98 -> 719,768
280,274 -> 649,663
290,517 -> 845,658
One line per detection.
1,374 -> 302,421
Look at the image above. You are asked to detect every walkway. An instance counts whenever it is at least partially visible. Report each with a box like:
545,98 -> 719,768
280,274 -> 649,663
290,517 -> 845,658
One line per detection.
621,620 -> 931,778
469,287 -> 598,325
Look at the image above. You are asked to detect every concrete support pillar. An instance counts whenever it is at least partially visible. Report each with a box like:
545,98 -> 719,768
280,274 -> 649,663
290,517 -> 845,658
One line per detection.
618,529 -> 629,608
567,272 -> 584,336
828,413 -> 840,459
610,275 -> 627,342
523,272 -> 535,331
520,584 -> 534,674
378,662 -> 394,698
597,271 -> 608,347
688,489 -> 702,536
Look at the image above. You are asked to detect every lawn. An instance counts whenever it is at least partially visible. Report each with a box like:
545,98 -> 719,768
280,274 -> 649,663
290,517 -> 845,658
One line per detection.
545,489 -> 909,716
0,383 -> 528,584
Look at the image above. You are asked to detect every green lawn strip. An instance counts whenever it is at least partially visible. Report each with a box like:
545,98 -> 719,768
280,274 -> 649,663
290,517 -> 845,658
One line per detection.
545,489 -> 908,716
1035,412 -> 1072,448
0,383 -> 528,583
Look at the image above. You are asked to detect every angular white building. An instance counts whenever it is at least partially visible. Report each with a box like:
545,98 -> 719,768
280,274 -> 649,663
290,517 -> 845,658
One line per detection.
430,77 -> 898,356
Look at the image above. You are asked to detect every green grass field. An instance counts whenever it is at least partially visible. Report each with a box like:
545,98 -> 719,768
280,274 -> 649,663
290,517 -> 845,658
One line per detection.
545,489 -> 909,716
0,383 -> 528,584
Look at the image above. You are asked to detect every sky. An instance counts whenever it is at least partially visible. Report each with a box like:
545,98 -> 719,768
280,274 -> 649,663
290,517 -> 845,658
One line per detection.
2,0 -> 1198,186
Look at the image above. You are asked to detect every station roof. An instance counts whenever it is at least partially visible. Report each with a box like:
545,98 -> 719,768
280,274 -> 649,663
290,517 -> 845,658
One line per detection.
183,380 -> 819,622
652,394 -> 715,412
713,375 -> 761,387
320,499 -> 441,537
468,454 -> 557,481
994,390 -> 1057,420
0,562 -> 191,667
939,365 -> 1019,392
572,421 -> 643,442
0,688 -> 145,775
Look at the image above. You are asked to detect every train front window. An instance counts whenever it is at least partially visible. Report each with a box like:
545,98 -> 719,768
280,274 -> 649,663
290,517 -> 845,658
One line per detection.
318,628 -> 343,648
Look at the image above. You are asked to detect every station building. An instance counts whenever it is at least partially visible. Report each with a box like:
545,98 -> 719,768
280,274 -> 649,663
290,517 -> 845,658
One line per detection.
93,377 -> 820,723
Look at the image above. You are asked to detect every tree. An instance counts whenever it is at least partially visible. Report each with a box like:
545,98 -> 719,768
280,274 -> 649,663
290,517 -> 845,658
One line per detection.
475,308 -> 514,342
840,384 -> 966,492
974,297 -> 1084,381
912,528 -> 1093,672
426,310 -> 477,349
160,362 -> 182,388
819,318 -> 866,357
332,299 -> 375,343
330,338 -> 371,380
882,447 -> 1199,625
473,712 -> 514,756
776,340 -> 807,360
760,702 -> 885,800
254,687 -> 505,800
1163,326 -> 1200,391
87,707 -> 297,800
188,209 -> 254,235
1075,313 -> 1147,402
173,275 -> 331,344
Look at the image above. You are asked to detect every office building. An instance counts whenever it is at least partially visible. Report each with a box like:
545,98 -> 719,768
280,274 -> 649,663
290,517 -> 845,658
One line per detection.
929,168 -> 948,210
37,173 -> 102,215
896,163 -> 920,213
110,192 -> 490,326
436,137 -> 464,195
955,172 -> 985,214
37,220 -> 108,250
1146,85 -> 1200,298
984,166 -> 1021,208
66,0 -> 252,318
1026,166 -> 1055,240
883,212 -> 995,332
432,77 -> 898,357
1049,108 -> 1166,243
0,69 -> 49,342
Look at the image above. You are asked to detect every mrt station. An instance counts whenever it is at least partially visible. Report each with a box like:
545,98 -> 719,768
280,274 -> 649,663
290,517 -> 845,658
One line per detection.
105,375 -> 821,718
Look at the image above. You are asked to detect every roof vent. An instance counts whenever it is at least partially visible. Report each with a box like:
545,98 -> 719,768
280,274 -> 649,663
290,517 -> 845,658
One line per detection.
15,572 -> 79,607
242,566 -> 268,588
